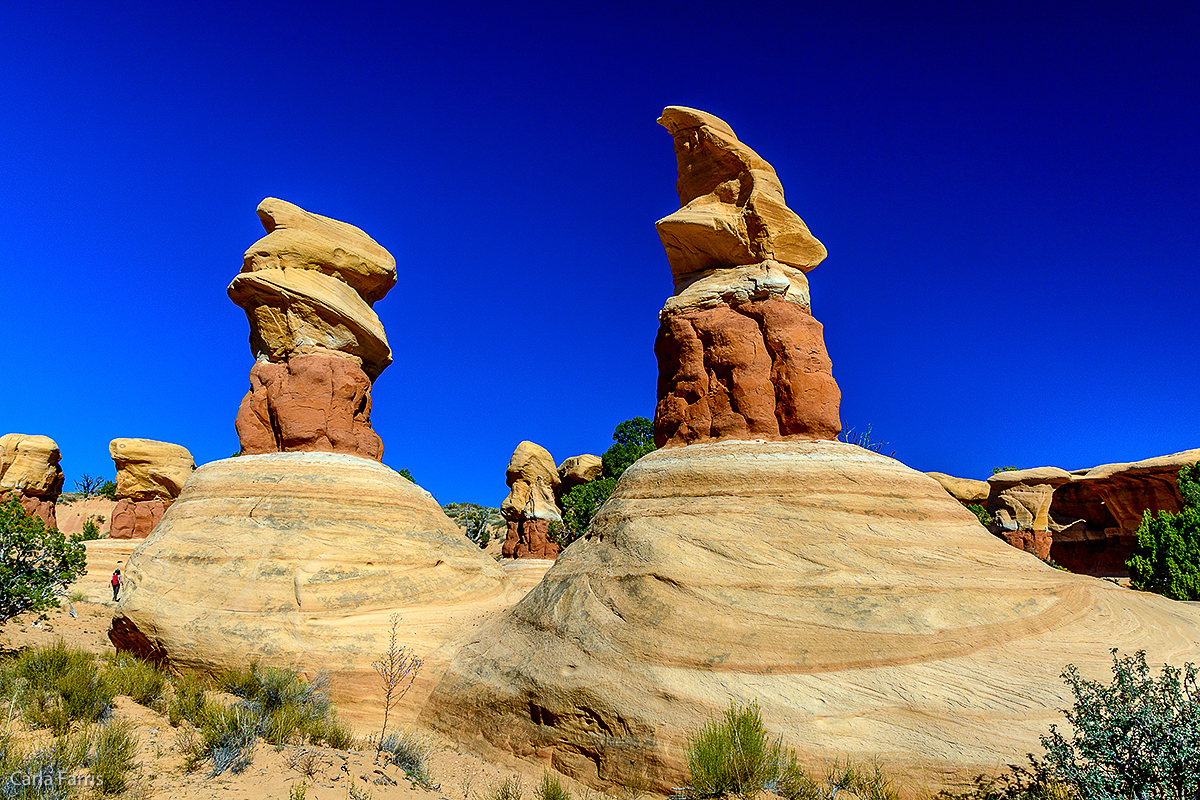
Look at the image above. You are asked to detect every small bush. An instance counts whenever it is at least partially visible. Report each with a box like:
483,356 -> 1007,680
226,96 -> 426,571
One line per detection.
99,481 -> 117,501
1127,462 -> 1200,600
684,700 -> 783,800
537,772 -> 571,800
102,651 -> 169,708
3,730 -> 92,800
966,503 -> 993,528
838,423 -> 896,458
79,516 -> 103,541
380,731 -> 435,788
4,640 -> 114,733
196,702 -> 260,776
774,756 -> 898,800
90,717 -> 138,794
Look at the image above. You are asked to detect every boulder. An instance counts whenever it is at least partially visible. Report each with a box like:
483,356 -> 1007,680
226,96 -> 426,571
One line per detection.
0,433 -> 64,527
422,440 -> 1200,792
110,452 -> 510,673
235,352 -> 384,460
109,439 -> 194,501
505,442 -> 561,493
109,498 -> 169,540
558,454 -> 603,494
926,472 -> 990,504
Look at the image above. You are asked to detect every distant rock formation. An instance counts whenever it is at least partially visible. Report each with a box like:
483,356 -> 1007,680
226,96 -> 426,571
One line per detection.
0,433 -> 64,527
653,107 -> 840,447
501,441 -> 563,559
499,445 -> 605,560
230,198 -> 395,460
108,438 -> 195,539
931,449 -> 1200,576
422,108 -> 1200,794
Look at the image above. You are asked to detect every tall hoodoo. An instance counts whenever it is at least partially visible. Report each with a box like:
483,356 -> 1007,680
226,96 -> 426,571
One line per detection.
0,433 -> 64,527
108,438 -> 195,539
229,198 -> 395,460
653,107 -> 841,448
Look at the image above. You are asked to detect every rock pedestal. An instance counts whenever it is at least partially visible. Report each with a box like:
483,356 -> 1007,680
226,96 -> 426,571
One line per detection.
652,107 -> 840,448
228,198 -> 395,459
108,438 -> 195,539
500,441 -> 563,560
0,433 -> 64,528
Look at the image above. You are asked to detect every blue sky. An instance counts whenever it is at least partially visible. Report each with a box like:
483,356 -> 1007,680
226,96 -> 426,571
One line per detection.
2,2 -> 1197,507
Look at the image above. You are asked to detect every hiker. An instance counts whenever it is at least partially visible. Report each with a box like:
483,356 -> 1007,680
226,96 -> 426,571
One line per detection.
111,568 -> 122,601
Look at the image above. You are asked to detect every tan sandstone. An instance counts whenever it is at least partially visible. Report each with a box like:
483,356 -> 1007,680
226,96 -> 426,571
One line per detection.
925,472 -> 990,504
109,439 -> 194,501
558,454 -> 603,494
0,433 -> 65,527
422,440 -> 1200,792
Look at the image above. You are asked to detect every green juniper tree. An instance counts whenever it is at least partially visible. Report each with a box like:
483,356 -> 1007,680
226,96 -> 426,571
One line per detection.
1127,462 -> 1200,600
0,494 -> 87,621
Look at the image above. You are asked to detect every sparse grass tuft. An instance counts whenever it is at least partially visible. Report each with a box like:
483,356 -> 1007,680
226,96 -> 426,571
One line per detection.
379,731 -> 435,788
167,671 -> 209,727
90,717 -> 139,794
489,775 -> 524,800
537,771 -> 572,800
773,756 -> 899,800
1,640 -> 114,734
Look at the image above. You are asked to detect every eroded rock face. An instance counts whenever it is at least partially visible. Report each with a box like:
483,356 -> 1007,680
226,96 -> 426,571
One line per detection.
229,199 -> 395,457
422,441 -> 1200,791
985,467 -> 1074,559
558,454 -> 603,494
652,107 -> 840,448
235,353 -> 383,460
926,472 -> 990,504
0,433 -> 64,528
107,438 -> 195,539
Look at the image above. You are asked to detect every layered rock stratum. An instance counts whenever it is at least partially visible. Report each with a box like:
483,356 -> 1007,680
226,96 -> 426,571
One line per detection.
108,438 -> 195,539
230,198 -> 394,459
421,108 -> 1200,793
0,433 -> 64,527
501,441 -> 563,559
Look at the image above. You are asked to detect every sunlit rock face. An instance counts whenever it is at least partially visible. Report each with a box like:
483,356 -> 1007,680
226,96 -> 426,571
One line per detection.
0,433 -> 64,528
229,198 -> 395,459
108,438 -> 194,539
420,109 -> 1200,795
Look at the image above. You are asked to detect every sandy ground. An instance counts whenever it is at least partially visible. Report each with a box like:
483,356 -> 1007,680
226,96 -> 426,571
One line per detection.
56,496 -> 117,538
0,539 -> 570,800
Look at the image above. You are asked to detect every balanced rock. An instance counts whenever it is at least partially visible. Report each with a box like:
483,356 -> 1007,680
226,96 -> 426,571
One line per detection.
228,199 -> 395,459
653,107 -> 840,448
0,433 -> 64,527
108,438 -> 196,539
986,467 -> 1074,559
501,441 -> 563,560
110,452 -> 509,673
558,454 -> 603,494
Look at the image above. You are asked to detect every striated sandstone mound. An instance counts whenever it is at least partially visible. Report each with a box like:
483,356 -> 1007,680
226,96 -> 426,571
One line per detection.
230,198 -> 395,459
108,438 -> 195,539
111,452 -> 509,672
423,440 -> 1200,791
0,433 -> 64,527
653,107 -> 839,448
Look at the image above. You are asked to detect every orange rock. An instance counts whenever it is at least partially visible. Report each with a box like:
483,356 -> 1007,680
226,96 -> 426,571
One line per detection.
654,296 -> 840,447
235,352 -> 384,460
109,498 -> 170,539
501,519 -> 561,560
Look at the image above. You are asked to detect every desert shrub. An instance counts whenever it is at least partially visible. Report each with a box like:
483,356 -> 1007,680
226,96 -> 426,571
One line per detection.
993,466 -> 1022,474
195,702 -> 260,775
1,729 -> 92,800
773,756 -> 898,800
397,468 -> 416,483
683,700 -> 784,800
536,772 -> 571,800
89,717 -> 138,794
373,615 -> 423,756
442,503 -> 502,548
99,480 -> 117,501
966,503 -> 993,528
380,731 -> 435,788
167,671 -> 209,727
1037,649 -> 1200,799
72,474 -> 104,498
2,640 -> 114,733
217,663 -> 343,748
79,516 -> 102,541
0,495 -> 87,622
102,651 -> 168,708
489,776 -> 524,800
838,423 -> 896,458
1127,463 -> 1200,600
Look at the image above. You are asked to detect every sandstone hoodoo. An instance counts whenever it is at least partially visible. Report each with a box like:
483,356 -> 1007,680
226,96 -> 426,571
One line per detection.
500,441 -> 564,559
108,438 -> 195,539
230,198 -> 394,460
653,106 -> 841,448
0,433 -> 64,528
110,200 -> 510,687
422,109 -> 1200,793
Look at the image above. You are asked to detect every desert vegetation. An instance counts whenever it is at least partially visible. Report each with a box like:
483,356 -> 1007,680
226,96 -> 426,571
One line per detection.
0,496 -> 86,622
1127,462 -> 1200,600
